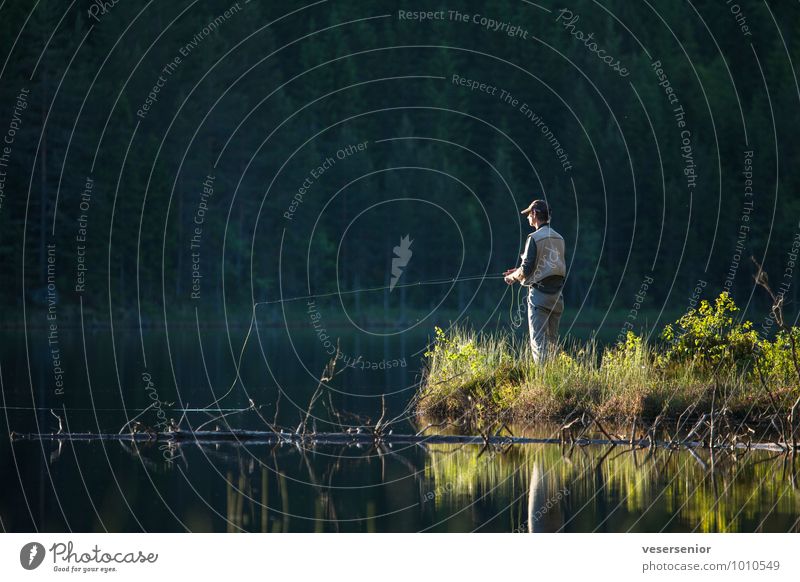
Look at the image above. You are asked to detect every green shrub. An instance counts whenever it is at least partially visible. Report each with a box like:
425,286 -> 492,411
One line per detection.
421,326 -> 521,425
659,292 -> 758,373
603,331 -> 647,371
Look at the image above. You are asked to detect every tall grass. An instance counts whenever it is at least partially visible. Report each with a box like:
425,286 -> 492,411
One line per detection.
417,322 -> 795,425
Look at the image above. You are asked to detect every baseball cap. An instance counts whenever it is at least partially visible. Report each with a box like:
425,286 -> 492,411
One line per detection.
520,199 -> 550,215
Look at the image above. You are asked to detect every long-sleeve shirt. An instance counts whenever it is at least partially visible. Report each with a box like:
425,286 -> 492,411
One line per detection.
519,233 -> 537,279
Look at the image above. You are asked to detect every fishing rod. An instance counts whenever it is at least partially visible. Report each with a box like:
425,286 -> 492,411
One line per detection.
253,271 -> 507,306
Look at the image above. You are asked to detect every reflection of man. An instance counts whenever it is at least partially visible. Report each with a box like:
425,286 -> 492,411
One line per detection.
504,199 -> 567,362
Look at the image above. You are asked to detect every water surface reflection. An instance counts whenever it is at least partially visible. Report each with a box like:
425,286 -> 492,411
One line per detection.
4,433 -> 798,532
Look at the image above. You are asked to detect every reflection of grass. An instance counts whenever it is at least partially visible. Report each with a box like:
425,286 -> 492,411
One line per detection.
417,294 -> 800,424
423,442 -> 800,532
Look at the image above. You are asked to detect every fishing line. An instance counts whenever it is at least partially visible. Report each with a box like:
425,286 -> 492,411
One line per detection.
4,273 -> 519,423
203,271 -> 508,412
0,406 -> 253,412
509,284 -> 526,329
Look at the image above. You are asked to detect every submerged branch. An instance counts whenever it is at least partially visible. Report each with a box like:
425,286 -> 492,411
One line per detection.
11,428 -> 790,452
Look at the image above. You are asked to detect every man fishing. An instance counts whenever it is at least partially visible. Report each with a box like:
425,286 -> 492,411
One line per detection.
504,199 -> 567,362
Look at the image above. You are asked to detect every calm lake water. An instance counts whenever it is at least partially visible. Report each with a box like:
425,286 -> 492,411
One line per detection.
2,326 -> 799,532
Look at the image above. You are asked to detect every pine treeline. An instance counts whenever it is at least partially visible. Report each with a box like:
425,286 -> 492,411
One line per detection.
0,0 -> 797,323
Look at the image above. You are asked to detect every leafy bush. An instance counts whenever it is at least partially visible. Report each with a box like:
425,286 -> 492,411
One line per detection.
424,326 -> 504,377
421,326 -> 520,424
659,292 -> 758,372
603,331 -> 647,371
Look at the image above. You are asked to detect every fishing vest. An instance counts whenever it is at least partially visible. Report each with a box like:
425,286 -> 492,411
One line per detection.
521,225 -> 566,287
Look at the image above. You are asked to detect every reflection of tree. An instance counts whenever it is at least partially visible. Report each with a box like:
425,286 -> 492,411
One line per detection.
219,444 -> 423,532
224,453 -> 291,533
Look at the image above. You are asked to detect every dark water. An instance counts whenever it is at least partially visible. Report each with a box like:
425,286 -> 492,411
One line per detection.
2,327 -> 799,532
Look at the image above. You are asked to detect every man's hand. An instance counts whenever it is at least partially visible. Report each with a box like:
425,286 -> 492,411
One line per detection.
503,268 -> 516,276
504,275 -> 516,285
504,268 -> 519,285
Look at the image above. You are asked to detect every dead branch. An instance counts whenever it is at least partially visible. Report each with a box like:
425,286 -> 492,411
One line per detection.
752,256 -> 800,449
50,409 -> 64,434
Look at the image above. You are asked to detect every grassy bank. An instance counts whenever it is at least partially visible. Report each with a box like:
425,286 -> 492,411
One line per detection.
416,293 -> 800,426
